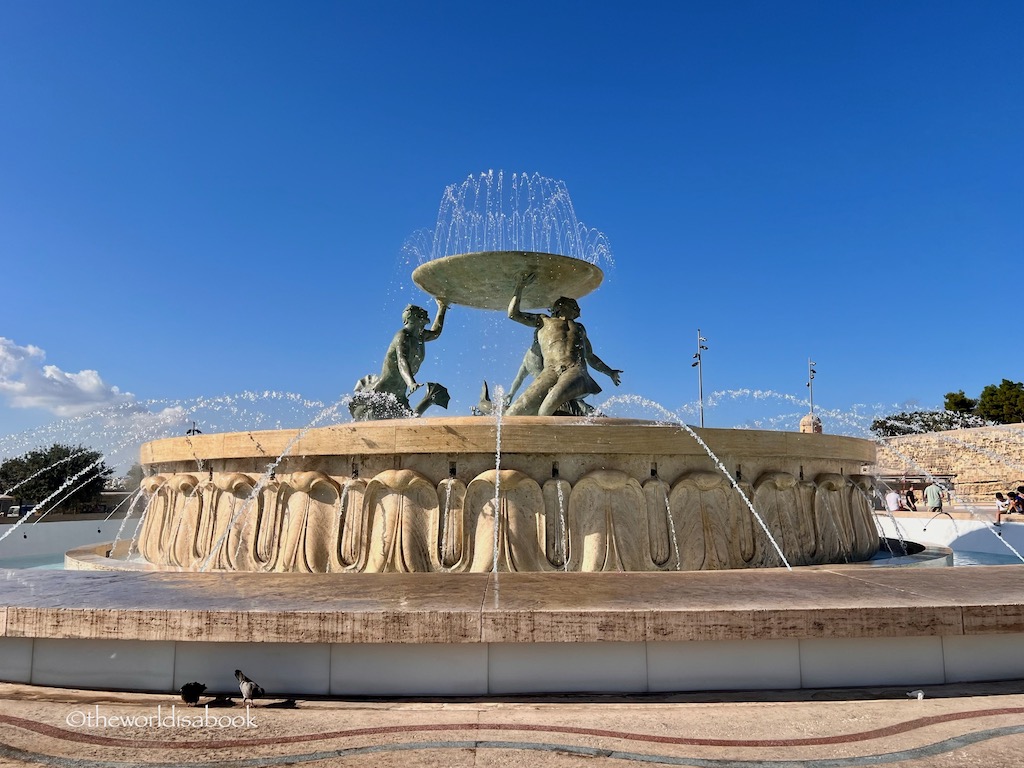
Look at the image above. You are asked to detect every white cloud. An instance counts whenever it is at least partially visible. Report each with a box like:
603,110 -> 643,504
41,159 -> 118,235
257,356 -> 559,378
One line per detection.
0,337 -> 136,417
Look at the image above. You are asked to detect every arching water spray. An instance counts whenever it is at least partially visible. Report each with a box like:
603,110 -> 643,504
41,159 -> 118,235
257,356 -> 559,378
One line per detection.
0,449 -> 91,498
109,488 -> 146,550
868,480 -> 909,555
678,422 -> 792,571
662,486 -> 682,571
0,458 -> 112,545
935,434 -> 1024,475
126,494 -> 155,561
555,479 -> 568,571
599,395 -> 792,571
490,385 -> 506,575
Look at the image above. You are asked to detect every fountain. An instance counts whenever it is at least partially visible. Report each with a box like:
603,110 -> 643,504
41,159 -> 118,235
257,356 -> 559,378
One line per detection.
3,172 -> 1024,698
105,245 -> 878,576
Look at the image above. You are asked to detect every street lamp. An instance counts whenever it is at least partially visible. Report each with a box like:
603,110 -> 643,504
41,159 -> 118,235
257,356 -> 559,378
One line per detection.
691,329 -> 709,428
806,359 -> 817,415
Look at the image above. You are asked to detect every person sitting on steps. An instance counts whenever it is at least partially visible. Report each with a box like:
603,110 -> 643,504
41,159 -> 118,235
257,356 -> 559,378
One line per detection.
995,492 -> 1010,525
1007,491 -> 1024,515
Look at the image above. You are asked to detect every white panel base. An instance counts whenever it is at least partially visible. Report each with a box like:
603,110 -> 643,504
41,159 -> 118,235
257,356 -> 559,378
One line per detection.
0,638 -> 33,683
31,639 -> 175,691
942,633 -> 1024,683
489,641 -> 648,694
647,638 -> 801,691
4,634 -> 1024,695
332,642 -> 488,696
799,636 -> 945,688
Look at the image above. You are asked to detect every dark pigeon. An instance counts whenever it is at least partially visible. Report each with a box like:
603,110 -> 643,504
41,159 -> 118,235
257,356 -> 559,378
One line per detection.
179,682 -> 207,707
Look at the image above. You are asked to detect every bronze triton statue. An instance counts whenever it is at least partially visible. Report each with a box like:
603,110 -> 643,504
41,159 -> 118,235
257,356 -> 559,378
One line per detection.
350,298 -> 450,420
504,272 -> 621,416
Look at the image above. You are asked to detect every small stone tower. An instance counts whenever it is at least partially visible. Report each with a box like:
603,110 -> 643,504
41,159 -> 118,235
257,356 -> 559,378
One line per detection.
800,413 -> 823,434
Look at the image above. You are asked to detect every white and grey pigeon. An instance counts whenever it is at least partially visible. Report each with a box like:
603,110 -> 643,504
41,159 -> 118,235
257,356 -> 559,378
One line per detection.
234,669 -> 265,705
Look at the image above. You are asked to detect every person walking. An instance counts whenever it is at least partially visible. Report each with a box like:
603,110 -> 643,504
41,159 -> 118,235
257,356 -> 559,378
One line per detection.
904,487 -> 917,511
924,481 -> 944,515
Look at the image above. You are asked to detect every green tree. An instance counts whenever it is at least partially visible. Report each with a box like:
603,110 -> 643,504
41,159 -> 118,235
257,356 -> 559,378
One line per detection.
869,409 -> 986,438
943,390 -> 978,414
121,463 -> 145,493
0,443 -> 113,513
976,379 -> 1024,424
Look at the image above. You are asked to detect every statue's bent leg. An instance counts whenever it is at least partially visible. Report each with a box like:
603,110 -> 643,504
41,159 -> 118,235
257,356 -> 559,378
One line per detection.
507,371 -> 558,416
538,374 -> 592,417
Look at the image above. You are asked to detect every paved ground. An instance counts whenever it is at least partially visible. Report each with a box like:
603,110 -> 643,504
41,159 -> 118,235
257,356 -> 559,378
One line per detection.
2,680 -> 1024,767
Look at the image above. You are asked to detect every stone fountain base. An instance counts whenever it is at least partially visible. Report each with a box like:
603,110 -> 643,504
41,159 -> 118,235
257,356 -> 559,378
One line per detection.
133,418 -> 879,573
4,563 -> 1023,695
12,417 -> 974,696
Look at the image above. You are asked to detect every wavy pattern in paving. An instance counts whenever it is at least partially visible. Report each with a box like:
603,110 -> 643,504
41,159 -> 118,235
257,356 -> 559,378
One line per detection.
3,705 -> 1024,767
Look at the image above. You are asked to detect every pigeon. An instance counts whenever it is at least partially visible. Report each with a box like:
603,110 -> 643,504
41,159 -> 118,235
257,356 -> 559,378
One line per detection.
906,689 -> 925,700
179,682 -> 207,707
234,669 -> 264,706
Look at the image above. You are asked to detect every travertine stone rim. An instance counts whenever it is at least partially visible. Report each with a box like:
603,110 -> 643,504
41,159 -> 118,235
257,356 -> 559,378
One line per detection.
140,417 -> 877,465
17,559 -> 1024,644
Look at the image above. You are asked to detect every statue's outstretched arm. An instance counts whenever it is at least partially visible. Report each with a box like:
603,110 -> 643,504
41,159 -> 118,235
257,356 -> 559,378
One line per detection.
423,298 -> 448,342
582,326 -> 622,386
508,273 -> 543,328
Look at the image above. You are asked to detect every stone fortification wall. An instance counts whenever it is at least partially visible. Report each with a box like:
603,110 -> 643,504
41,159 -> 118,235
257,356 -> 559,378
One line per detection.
876,423 -> 1024,502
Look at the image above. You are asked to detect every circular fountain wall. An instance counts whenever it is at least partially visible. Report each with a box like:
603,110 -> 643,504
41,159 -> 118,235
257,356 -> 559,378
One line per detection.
102,418 -> 879,573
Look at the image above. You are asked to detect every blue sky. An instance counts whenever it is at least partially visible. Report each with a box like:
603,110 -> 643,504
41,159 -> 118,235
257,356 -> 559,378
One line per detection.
1,1 -> 1021,465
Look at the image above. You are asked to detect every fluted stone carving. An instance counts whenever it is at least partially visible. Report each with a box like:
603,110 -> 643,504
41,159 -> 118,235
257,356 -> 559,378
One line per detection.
364,469 -> 439,573
667,471 -> 734,570
135,419 -> 878,572
136,475 -> 169,564
135,464 -> 879,573
277,471 -> 339,573
332,478 -> 368,573
567,470 -> 647,571
466,469 -> 548,572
